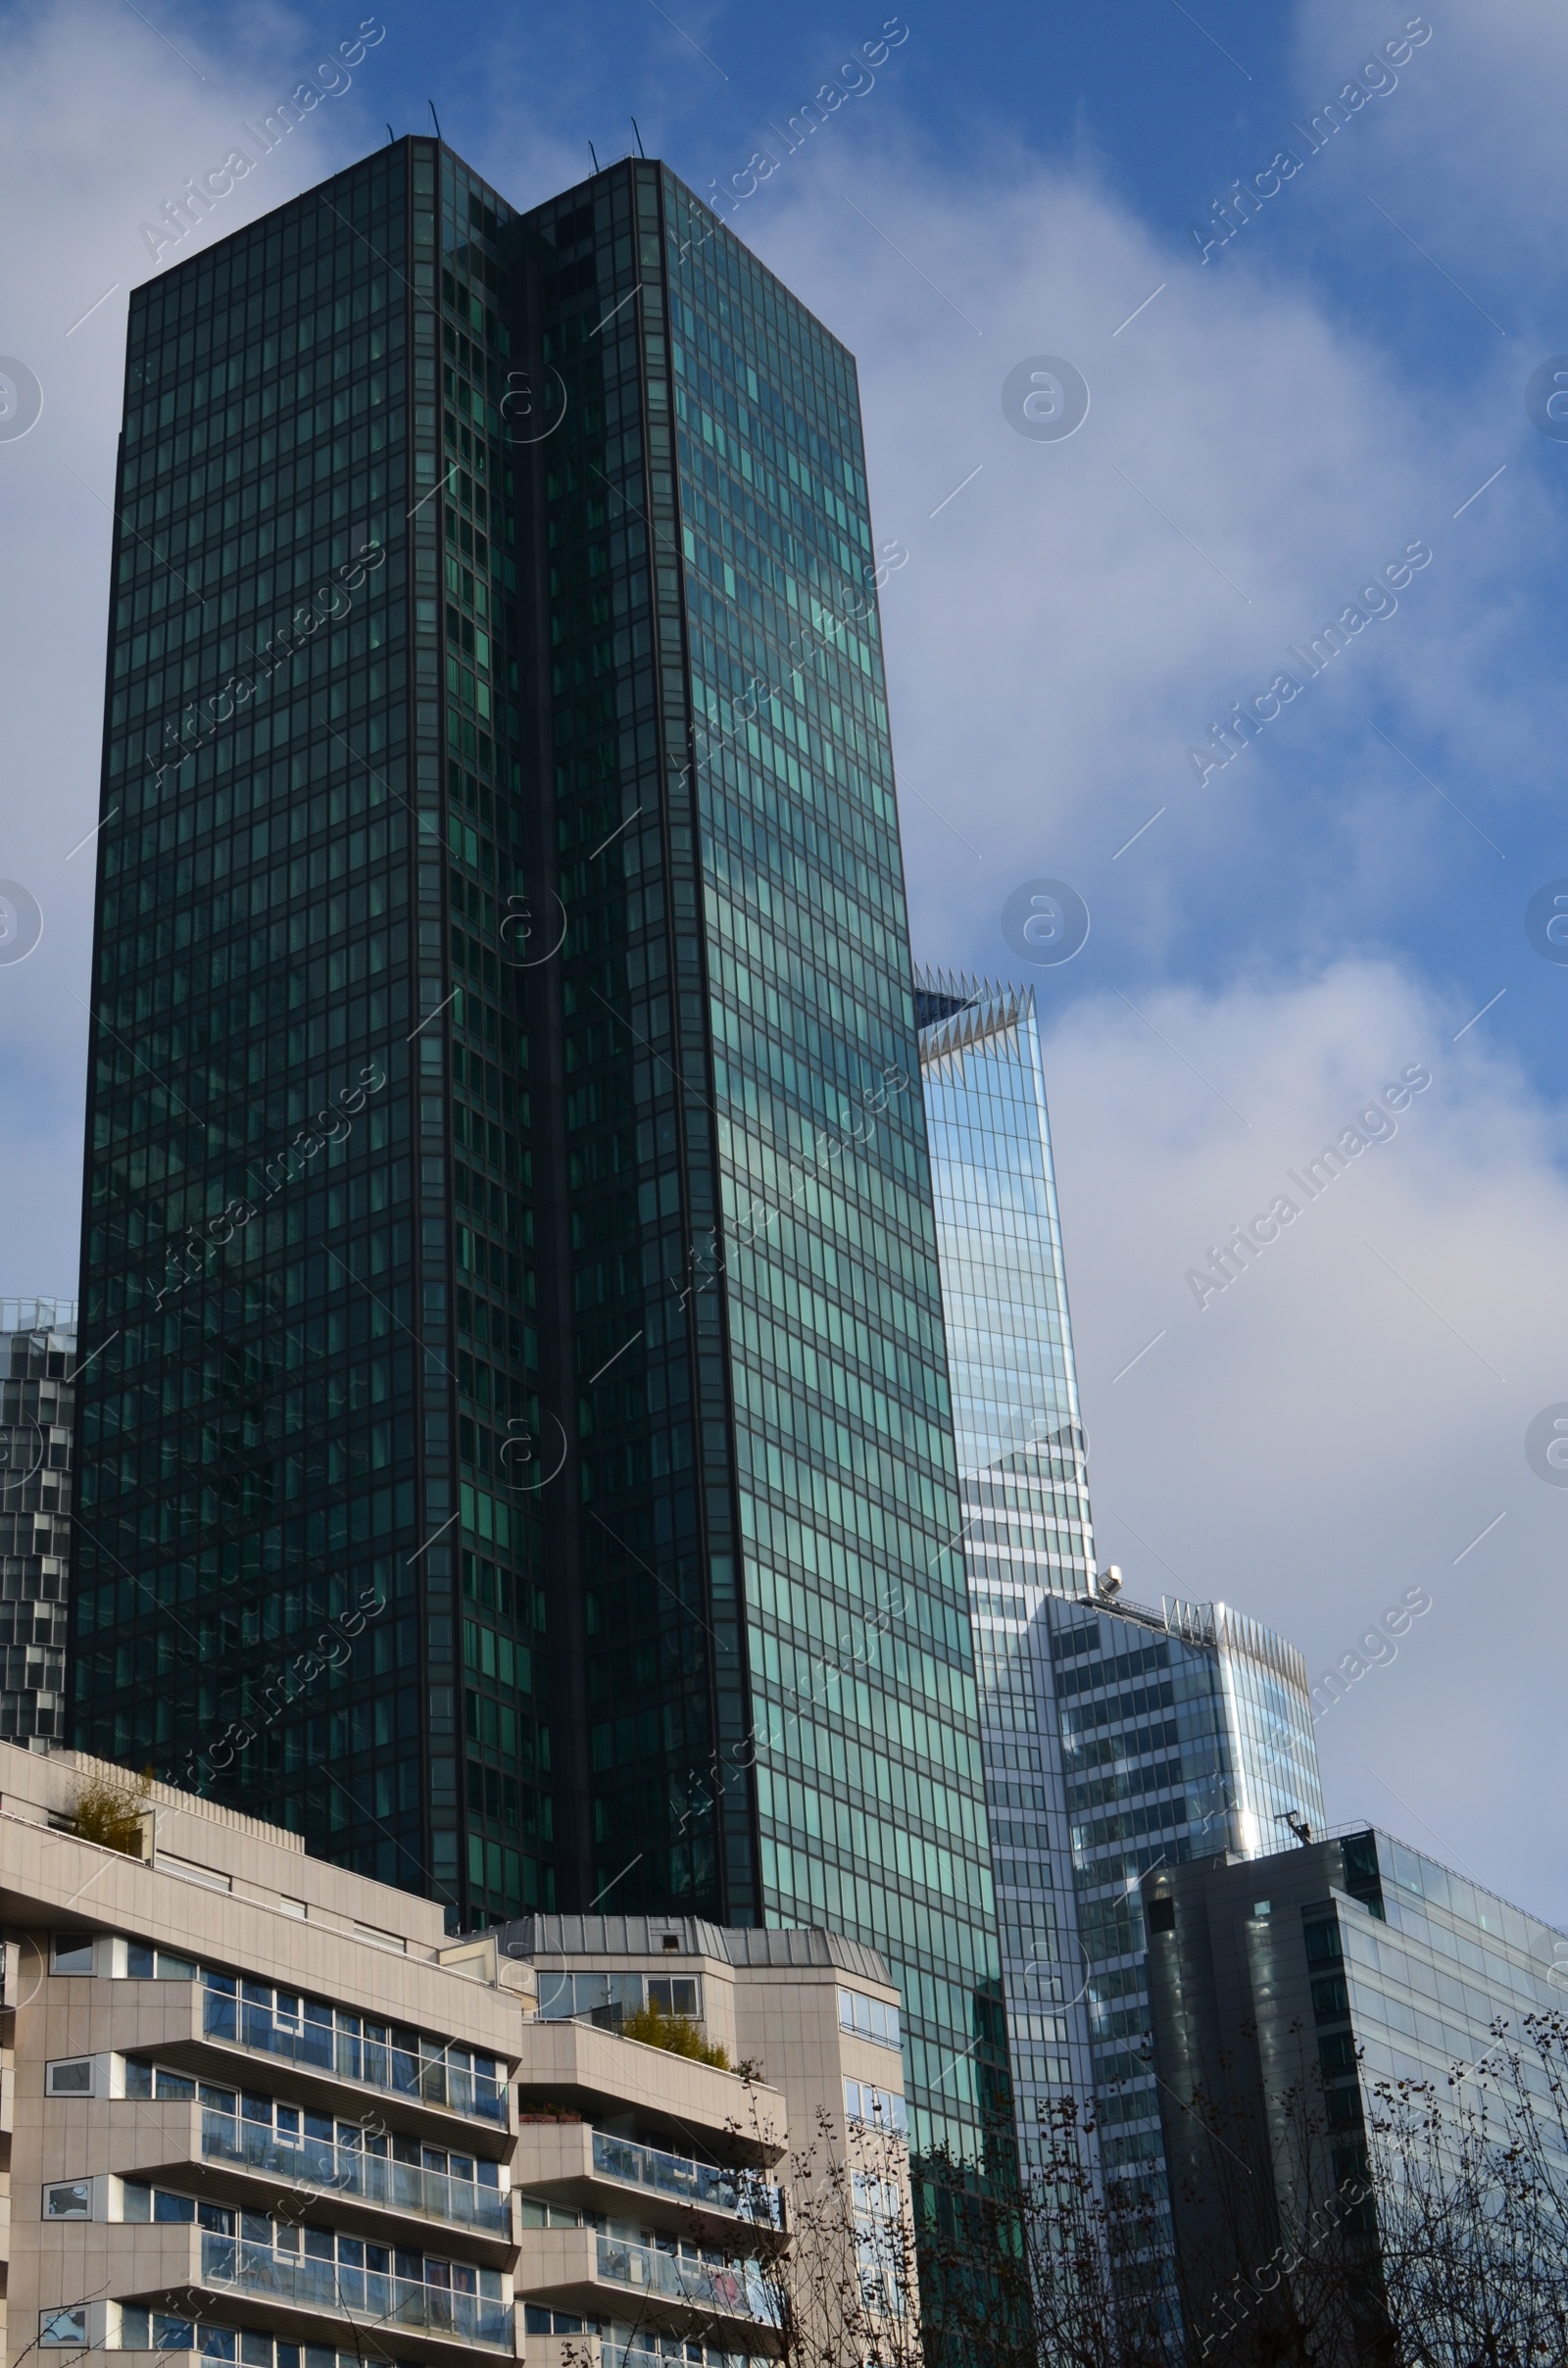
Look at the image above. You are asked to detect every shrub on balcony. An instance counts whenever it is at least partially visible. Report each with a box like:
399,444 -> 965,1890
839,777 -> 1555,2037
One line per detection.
619,2001 -> 732,2069
69,1766 -> 152,1855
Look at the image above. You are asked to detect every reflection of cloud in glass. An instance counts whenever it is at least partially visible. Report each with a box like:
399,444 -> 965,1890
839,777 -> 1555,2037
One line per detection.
919,975 -> 1091,1560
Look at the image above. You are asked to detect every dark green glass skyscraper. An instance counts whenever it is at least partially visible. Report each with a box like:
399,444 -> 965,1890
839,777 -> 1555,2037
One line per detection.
74,138 -> 1004,2164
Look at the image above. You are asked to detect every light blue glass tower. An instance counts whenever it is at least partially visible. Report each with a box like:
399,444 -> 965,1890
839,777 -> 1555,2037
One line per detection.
916,975 -> 1096,1572
917,971 -> 1326,2239
917,972 -> 1102,2162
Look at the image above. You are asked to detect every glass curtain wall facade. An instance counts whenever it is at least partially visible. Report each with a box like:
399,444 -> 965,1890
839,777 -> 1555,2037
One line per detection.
74,139 -> 474,1915
1143,1826 -> 1568,2348
917,974 -> 1099,2163
74,142 -> 1004,2168
1047,1591 -> 1325,2272
917,971 -> 1326,2239
916,974 -> 1093,1554
0,1299 -> 77,1747
539,165 -> 1003,2164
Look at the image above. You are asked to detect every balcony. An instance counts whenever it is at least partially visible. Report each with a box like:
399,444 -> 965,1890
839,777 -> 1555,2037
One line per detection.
591,2131 -> 782,2227
514,2225 -> 780,2335
200,1987 -> 506,2125
200,2233 -> 512,2348
201,2109 -> 511,2238
595,2234 -> 778,2327
514,2018 -> 784,2160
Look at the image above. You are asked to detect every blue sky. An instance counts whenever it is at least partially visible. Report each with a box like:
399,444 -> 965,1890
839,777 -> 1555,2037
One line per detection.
1,0 -> 1565,1929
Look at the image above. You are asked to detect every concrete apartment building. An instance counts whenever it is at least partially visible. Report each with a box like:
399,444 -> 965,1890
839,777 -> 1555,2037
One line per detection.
0,1742 -> 911,2368
498,1916 -> 914,2358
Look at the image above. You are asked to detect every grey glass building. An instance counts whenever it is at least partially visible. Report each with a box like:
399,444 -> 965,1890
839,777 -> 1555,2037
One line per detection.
73,139 -> 1003,2170
1048,1588 -> 1325,2230
918,971 -> 1324,2227
0,1299 -> 76,1748
1143,1827 -> 1568,2351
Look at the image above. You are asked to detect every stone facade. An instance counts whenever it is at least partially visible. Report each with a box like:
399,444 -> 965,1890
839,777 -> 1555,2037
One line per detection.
0,1744 -> 910,2367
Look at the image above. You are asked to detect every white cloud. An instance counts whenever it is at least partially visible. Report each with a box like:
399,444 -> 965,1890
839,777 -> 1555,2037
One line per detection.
1291,0 -> 1568,309
1036,958 -> 1568,1924
738,102 -> 1557,976
731,82 -> 1568,1926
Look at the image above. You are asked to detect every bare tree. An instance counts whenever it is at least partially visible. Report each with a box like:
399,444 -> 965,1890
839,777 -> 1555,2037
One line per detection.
1364,2010 -> 1568,2368
1148,2007 -> 1568,2368
759,2106 -> 924,2368
560,2017 -> 1568,2365
560,2077 -> 922,2368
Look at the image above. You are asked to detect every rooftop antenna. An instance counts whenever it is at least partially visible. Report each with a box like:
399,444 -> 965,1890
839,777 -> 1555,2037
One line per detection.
631,116 -> 647,158
588,139 -> 601,172
428,101 -> 442,141
386,124 -> 395,144
1277,1810 -> 1313,1847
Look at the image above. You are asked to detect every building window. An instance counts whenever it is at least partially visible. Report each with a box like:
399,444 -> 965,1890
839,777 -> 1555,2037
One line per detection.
536,1970 -> 700,2026
844,2078 -> 906,2136
838,1987 -> 902,2050
646,1977 -> 696,2017
121,2186 -> 232,2230
126,1943 -> 198,1980
853,2170 -> 910,2317
40,2311 -> 88,2346
45,2058 -> 94,2097
517,2196 -> 583,2229
51,1935 -> 95,1976
197,1971 -> 504,2120
122,2059 -> 220,2102
43,2183 -> 91,2220
117,2311 -> 385,2364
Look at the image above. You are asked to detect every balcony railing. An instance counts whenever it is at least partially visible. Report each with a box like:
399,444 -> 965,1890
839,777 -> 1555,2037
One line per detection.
202,2111 -> 510,2236
594,2235 -> 779,2326
200,2236 -> 511,2346
200,1991 -> 506,2125
590,2131 -> 782,2227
